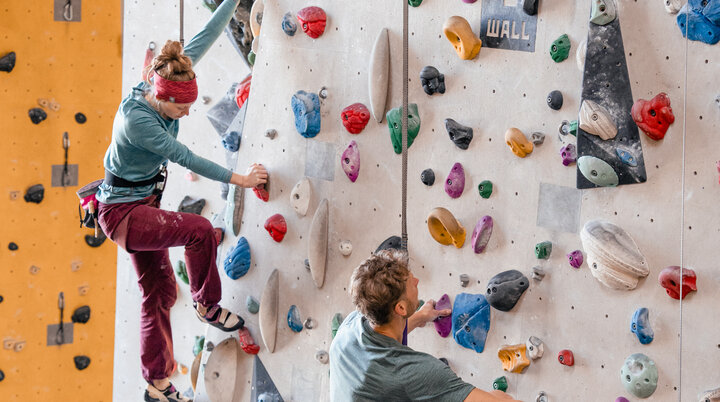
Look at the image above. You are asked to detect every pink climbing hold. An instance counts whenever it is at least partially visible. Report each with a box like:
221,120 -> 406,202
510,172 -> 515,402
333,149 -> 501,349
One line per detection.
615,398 -> 630,402
567,250 -> 584,268
444,162 -> 465,198
434,294 -> 452,338
470,216 -> 493,254
341,141 -> 360,182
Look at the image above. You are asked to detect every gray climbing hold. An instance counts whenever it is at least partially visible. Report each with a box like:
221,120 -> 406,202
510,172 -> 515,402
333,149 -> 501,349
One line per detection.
304,317 -> 316,329
0,51 -> 16,72
421,169 -> 435,186
547,90 -> 563,110
281,12 -> 297,36
74,355 -> 90,370
265,129 -> 277,139
75,113 -> 87,124
178,196 -> 205,215
71,306 -> 91,324
8,242 -> 18,251
304,259 -> 310,271
445,118 -> 473,150
420,66 -> 445,95
375,235 -> 402,253
24,184 -> 44,203
246,295 -> 259,314
536,391 -> 548,402
315,350 -> 329,364
29,108 -> 47,124
85,232 -> 107,248
460,274 -> 470,287
531,132 -> 545,145
523,0 -> 539,15
485,270 -> 529,312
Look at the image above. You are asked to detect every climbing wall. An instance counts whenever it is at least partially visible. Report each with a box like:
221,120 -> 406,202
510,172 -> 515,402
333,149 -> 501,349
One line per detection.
115,0 -> 720,401
0,1 -> 122,401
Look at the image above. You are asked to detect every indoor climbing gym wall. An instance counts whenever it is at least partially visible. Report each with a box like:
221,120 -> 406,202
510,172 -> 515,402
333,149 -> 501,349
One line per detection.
0,1 -> 122,401
115,0 -> 720,401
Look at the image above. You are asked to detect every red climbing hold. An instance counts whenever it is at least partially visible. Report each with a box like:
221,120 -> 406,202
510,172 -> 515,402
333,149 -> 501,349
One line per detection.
558,349 -> 574,366
235,74 -> 252,109
297,6 -> 327,39
631,93 -> 674,141
264,214 -> 287,243
658,266 -> 697,300
341,103 -> 370,134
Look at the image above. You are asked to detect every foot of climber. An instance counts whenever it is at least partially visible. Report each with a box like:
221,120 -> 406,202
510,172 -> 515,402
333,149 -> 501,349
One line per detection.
213,228 -> 224,245
145,381 -> 191,402
238,327 -> 260,355
194,302 -> 245,332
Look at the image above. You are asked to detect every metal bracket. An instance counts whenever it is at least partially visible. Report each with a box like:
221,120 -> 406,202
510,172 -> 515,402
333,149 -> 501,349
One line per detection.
51,164 -> 78,187
54,0 -> 81,22
46,323 -> 74,346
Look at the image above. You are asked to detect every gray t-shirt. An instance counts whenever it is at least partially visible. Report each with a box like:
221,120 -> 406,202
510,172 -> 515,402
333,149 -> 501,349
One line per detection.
329,311 -> 475,401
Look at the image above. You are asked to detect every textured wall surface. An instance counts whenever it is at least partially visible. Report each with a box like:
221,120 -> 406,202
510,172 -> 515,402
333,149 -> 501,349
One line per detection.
116,0 -> 719,401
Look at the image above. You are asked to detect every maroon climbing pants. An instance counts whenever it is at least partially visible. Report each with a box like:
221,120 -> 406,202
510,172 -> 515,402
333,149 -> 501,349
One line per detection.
98,195 -> 221,382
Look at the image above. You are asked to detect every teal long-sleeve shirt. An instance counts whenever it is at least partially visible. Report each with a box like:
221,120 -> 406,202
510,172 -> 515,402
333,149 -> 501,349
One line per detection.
97,0 -> 239,204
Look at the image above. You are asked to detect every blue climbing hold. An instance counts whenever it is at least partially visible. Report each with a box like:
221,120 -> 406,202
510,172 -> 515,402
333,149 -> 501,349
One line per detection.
291,90 -> 321,138
223,237 -> 251,279
281,12 -> 297,36
631,307 -> 654,345
451,293 -> 491,353
287,305 -> 303,332
616,147 -> 638,167
222,130 -> 240,152
677,2 -> 720,45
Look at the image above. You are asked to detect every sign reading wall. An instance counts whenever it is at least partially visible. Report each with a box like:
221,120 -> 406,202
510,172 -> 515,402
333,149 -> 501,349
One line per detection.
479,0 -> 537,52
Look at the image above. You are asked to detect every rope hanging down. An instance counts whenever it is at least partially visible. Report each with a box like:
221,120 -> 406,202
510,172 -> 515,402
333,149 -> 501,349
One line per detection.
179,0 -> 185,46
401,0 -> 409,253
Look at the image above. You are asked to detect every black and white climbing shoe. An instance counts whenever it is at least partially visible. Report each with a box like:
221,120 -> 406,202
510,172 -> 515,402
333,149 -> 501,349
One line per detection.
144,383 -> 191,402
194,302 -> 245,332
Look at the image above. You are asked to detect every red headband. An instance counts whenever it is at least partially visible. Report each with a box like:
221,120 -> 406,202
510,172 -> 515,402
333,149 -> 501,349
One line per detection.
153,72 -> 198,104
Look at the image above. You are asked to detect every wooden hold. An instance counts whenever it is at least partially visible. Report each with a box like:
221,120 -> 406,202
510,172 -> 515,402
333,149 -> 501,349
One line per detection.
308,199 -> 329,288
190,352 -> 202,391
204,337 -> 238,402
369,28 -> 390,123
259,269 -> 279,353
249,0 -> 264,38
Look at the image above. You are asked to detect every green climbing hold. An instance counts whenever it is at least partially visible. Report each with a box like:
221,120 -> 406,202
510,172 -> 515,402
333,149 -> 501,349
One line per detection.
535,241 -> 552,259
246,295 -> 259,314
416,299 -> 425,311
493,376 -> 508,392
247,51 -> 256,66
409,0 -> 423,6
387,103 -> 421,154
550,34 -> 571,63
478,180 -> 493,199
175,261 -> 189,284
193,336 -> 205,356
331,313 -> 344,339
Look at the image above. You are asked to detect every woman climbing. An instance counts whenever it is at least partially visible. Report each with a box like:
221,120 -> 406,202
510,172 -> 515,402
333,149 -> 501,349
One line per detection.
95,1 -> 264,401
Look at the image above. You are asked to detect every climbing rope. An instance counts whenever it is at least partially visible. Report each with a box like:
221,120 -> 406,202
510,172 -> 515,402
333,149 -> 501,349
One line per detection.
678,11 -> 689,401
401,0 -> 409,253
179,0 -> 185,46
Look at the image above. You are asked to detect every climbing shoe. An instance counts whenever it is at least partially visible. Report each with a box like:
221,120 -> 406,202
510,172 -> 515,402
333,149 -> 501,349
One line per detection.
194,302 -> 245,332
144,383 -> 191,402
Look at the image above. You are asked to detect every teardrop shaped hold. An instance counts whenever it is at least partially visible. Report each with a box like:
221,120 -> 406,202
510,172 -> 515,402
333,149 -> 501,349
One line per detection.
387,103 -> 421,154
485,270 -> 529,312
443,16 -> 482,60
434,294 -> 452,338
427,207 -> 466,248
497,344 -> 530,373
290,177 -> 311,216
291,90 -> 321,138
308,199 -> 329,288
470,216 -> 493,254
504,128 -> 533,157
341,141 -> 360,182
658,265 -> 697,300
341,103 -> 370,134
259,269 -> 279,353
631,93 -> 675,141
287,305 -> 303,332
369,28 -> 390,123
451,293 -> 491,353
630,307 -> 654,344
264,214 -> 287,243
297,6 -> 327,38
223,237 -> 251,280
246,295 -> 259,314
444,163 -> 465,198
578,156 -> 619,187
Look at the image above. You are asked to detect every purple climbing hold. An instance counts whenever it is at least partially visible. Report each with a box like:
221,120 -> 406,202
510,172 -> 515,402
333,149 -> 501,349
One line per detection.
445,163 -> 465,198
615,398 -> 630,402
567,250 -> 584,268
470,216 -> 493,254
434,294 -> 452,338
341,140 -> 360,182
560,143 -> 577,166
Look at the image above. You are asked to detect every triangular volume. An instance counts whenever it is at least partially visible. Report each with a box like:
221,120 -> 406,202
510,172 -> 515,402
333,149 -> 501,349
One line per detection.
576,11 -> 647,189
251,356 -> 284,402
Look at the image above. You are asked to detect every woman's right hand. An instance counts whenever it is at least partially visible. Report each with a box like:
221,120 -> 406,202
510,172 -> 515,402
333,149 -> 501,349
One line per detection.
243,163 -> 267,188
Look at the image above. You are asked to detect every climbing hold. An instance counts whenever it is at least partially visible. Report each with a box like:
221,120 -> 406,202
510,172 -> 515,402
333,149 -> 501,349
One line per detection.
75,112 -> 87,124
287,305 -> 303,332
531,132 -> 545,145
620,353 -> 658,398
253,180 -> 269,202
699,387 -> 720,402
339,240 -> 353,256
341,141 -> 360,182
615,398 -> 630,402
308,199 -> 329,288
658,266 -> 697,300
222,131 -> 240,152
460,274 -> 470,287
445,162 -> 465,198
631,93 -> 675,141
616,147 -> 639,167
590,0 -> 617,26
567,250 -> 584,268
318,86 -> 328,100
532,266 -> 545,281
331,313 -> 343,339
452,293 -> 491,353
297,6 -> 327,39
315,350 -> 329,364
281,12 -> 297,36
536,391 -> 549,402
341,103 -> 370,134
665,0 -> 682,14
369,28 -> 390,123
224,237 -> 251,280
291,90 -> 321,138
421,169 -> 435,186
493,376 -> 508,392
420,66 -> 445,95
0,369 -> 4,382
445,118 -> 473,150
264,214 -> 287,243
409,0 -> 423,6
535,241 -> 552,259
71,306 -> 91,324
578,156 -> 619,187
29,108 -> 47,124
478,181 -> 493,199
505,128 -> 533,158
559,119 -> 578,137
259,269 -> 279,353
85,233 -> 106,248
0,51 -> 16,72
225,185 -> 244,236
443,16 -> 482,60
677,3 -> 720,45
523,0 -> 539,15
560,144 -> 577,166
74,355 -> 91,370
290,177 -> 311,216
434,294 -> 452,338
558,349 -> 574,366
427,207 -> 466,248
631,307 -> 654,344
579,100 -> 617,140
24,184 -> 44,203
304,317 -> 316,330
581,219 -> 648,290
550,34 -> 571,62
249,0 -> 264,38
486,270 -> 529,312
0,295 -> 3,303
201,96 -> 211,105
247,51 -> 255,66
235,74 -> 251,109
526,336 -> 544,360
185,171 -> 197,182
265,129 -> 277,139
576,39 -> 587,71
375,235 -> 402,252
204,338 -> 239,400
220,182 -> 229,201
178,196 -> 205,215
470,216 -> 493,254
547,90 -> 563,110
193,336 -> 205,356
498,344 -> 530,373
387,103 -> 421,154
8,241 -> 19,250
246,296 -> 259,314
